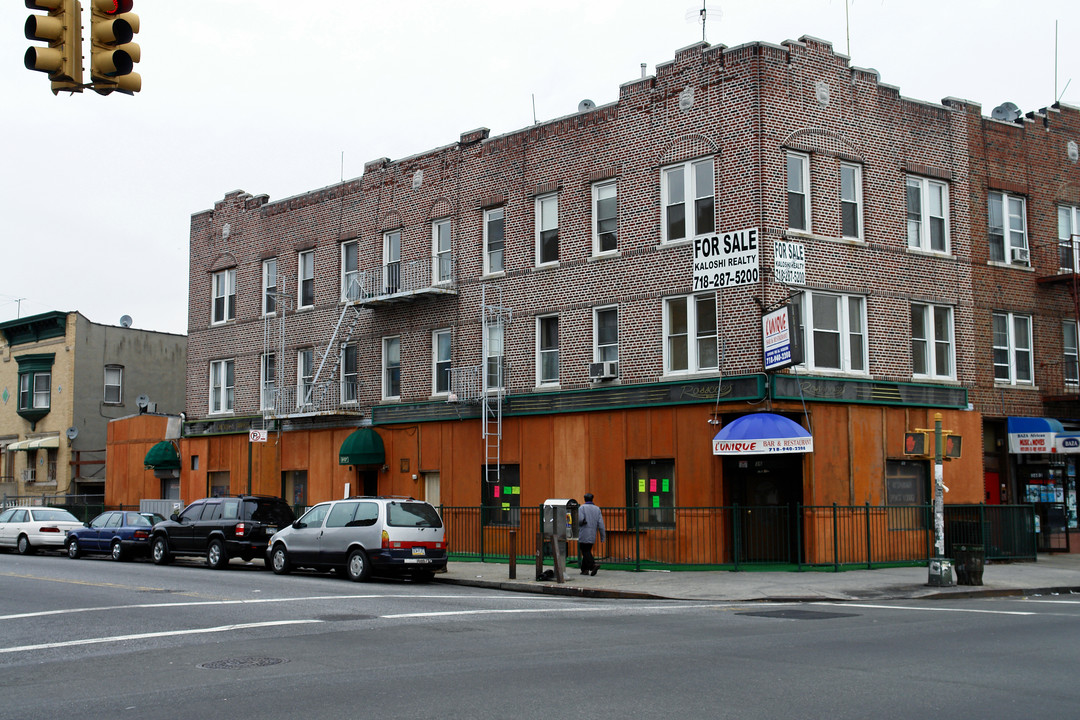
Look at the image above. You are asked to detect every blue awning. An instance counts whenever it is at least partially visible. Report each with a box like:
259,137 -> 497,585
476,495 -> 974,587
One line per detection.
1007,416 -> 1064,454
712,412 -> 813,455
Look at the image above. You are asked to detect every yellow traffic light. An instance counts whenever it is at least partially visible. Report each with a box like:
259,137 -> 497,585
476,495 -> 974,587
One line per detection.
90,0 -> 140,95
24,0 -> 83,95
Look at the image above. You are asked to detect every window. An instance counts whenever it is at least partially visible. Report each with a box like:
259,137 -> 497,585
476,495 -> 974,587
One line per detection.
906,177 -> 949,253
662,158 -> 715,243
297,348 -> 314,406
262,258 -> 278,315
433,219 -> 452,284
16,355 -> 53,416
383,336 -> 400,399
341,241 -> 359,301
1058,206 -> 1080,272
341,344 -> 359,403
886,460 -> 928,530
797,292 -> 866,373
536,193 -> 559,265
433,329 -> 452,396
786,152 -> 810,232
209,359 -> 234,414
485,321 -> 505,390
911,304 -> 954,379
593,181 -> 618,253
840,163 -> 862,240
537,315 -> 559,385
992,312 -> 1033,384
594,306 -> 619,363
627,459 -> 675,528
260,353 -> 276,411
282,470 -> 307,507
484,208 -> 504,275
104,365 -> 123,404
298,250 -> 314,308
988,192 -> 1028,264
481,464 -> 520,527
383,230 -> 401,294
1064,321 -> 1079,387
664,294 -> 718,374
211,268 -> 236,324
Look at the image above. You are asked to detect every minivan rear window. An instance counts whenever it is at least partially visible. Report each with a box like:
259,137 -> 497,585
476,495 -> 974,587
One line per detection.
387,502 -> 443,528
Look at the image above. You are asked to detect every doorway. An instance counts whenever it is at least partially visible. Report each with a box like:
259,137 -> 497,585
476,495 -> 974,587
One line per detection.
724,454 -> 804,563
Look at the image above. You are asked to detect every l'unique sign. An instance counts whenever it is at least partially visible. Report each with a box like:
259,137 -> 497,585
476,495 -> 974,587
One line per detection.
762,304 -> 803,371
693,228 -> 759,290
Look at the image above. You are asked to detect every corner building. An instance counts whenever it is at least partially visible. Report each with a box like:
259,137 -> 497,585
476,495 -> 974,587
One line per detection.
168,37 -> 1080,564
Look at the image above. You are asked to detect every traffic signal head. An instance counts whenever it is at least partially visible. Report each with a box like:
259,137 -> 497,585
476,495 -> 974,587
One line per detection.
904,431 -> 929,457
90,0 -> 140,95
24,0 -> 84,94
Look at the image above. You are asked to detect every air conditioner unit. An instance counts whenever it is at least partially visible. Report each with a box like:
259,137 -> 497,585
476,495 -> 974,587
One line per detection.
1011,247 -> 1030,264
588,361 -> 619,381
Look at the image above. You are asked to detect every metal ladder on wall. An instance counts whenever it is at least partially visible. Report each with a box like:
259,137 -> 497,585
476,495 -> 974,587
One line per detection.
261,275 -> 292,425
306,294 -> 366,408
481,284 -> 512,484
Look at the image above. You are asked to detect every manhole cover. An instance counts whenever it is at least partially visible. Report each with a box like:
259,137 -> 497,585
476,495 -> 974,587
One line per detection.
198,657 -> 288,670
737,609 -> 859,621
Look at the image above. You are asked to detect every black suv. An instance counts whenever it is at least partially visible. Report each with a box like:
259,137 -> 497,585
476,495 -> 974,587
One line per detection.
150,495 -> 295,570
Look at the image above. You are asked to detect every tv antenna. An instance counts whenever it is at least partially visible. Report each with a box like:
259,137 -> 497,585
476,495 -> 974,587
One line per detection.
685,3 -> 722,44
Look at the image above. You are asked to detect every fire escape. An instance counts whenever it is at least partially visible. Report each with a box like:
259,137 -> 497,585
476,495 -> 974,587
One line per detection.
1036,231 -> 1080,413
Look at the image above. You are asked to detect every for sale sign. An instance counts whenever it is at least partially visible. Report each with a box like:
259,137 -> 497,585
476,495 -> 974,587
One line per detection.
693,228 -> 759,290
773,240 -> 806,285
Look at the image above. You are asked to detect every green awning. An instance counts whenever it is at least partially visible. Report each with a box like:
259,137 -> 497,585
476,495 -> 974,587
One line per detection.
339,427 -> 385,466
144,441 -> 180,470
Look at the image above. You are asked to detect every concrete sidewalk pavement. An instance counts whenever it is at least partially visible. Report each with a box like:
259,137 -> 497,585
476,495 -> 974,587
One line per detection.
435,554 -> 1080,602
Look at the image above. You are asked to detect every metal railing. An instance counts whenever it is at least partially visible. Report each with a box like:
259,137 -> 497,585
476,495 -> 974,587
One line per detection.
265,381 -> 363,417
346,255 -> 456,303
439,503 -> 1038,571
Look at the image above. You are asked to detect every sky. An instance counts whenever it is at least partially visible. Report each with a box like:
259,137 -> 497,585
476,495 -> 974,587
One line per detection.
3,1 -> 1078,336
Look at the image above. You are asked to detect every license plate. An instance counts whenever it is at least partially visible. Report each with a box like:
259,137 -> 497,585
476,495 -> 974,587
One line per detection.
411,546 -> 426,556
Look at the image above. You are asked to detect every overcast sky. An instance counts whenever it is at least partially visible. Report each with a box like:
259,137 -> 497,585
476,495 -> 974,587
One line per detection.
3,1 -> 1077,336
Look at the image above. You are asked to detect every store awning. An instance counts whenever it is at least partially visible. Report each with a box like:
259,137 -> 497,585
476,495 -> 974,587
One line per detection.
1007,416 -> 1064,454
1054,432 -> 1080,454
5,436 -> 59,451
712,412 -> 813,455
144,441 -> 180,470
5,438 -> 32,451
339,427 -> 385,466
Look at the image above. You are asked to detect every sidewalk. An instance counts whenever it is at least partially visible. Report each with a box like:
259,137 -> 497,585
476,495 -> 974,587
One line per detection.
435,554 -> 1080,602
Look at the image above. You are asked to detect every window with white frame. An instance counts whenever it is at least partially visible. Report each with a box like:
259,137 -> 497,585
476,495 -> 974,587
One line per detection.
341,344 -> 359,403
17,368 -> 51,411
209,359 -> 234,414
911,304 -> 954,379
341,241 -> 359,301
383,337 -> 401,399
797,291 -> 867,373
593,181 -> 618,254
433,329 -> 452,395
1058,206 -> 1080,272
992,312 -> 1033,384
662,158 -> 714,243
537,315 -> 559,385
484,208 -> 505,275
786,152 -> 810,232
211,268 -> 236,324
536,193 -> 559,265
840,163 -> 862,240
433,219 -> 452,284
104,365 -> 123,404
260,353 -> 276,411
906,177 -> 949,253
664,294 -> 718,374
262,259 -> 277,315
297,348 -> 314,406
298,250 -> 315,308
1064,320 -> 1079,387
594,306 -> 619,363
988,192 -> 1028,265
485,322 -> 505,389
383,230 -> 401,294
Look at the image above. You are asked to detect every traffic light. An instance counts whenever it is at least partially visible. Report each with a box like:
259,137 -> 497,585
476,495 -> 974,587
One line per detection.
89,0 -> 140,95
904,431 -> 929,457
24,0 -> 84,94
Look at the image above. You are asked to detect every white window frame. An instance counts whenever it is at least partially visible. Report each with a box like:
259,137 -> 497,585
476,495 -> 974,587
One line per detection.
341,241 -> 359,302
209,359 -> 234,415
536,314 -> 559,386
260,353 -> 276,411
103,365 -> 123,404
383,230 -> 401,294
383,336 -> 401,400
432,219 -> 452,285
592,181 -> 618,255
992,312 -> 1033,385
535,193 -> 559,266
211,268 -> 236,325
797,291 -> 868,374
262,258 -> 277,316
988,191 -> 1028,265
663,293 -> 718,375
840,162 -> 863,241
483,208 -> 505,275
297,349 -> 314,406
906,177 -> 949,253
1058,205 -> 1080,273
594,305 -> 619,364
1064,320 -> 1079,388
662,158 -> 715,244
432,329 -> 452,396
298,250 -> 315,309
911,304 -> 955,380
786,152 -> 811,233
341,344 -> 359,404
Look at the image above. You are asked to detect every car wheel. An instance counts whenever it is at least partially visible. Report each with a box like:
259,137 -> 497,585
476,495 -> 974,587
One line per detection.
270,544 -> 291,575
151,536 -> 172,565
66,537 -> 81,559
17,534 -> 34,555
111,540 -> 126,562
206,539 -> 228,570
345,548 -> 370,582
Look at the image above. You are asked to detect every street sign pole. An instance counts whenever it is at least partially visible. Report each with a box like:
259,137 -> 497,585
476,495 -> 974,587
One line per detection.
934,412 -> 944,557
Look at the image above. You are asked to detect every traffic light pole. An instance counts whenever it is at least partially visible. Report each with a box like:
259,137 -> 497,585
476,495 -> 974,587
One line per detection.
933,412 -> 945,558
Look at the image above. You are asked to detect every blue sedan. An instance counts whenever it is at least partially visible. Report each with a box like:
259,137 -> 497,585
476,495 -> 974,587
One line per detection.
65,511 -> 164,561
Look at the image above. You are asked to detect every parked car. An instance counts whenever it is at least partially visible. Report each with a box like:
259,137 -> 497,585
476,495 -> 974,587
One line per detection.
150,495 -> 295,569
267,496 -> 446,581
0,506 -> 84,554
66,510 -> 161,561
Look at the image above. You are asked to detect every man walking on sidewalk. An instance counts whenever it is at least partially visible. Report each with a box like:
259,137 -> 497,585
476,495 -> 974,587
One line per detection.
578,493 -> 605,576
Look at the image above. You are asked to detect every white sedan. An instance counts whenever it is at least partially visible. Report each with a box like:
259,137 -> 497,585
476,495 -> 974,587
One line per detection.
0,506 -> 84,554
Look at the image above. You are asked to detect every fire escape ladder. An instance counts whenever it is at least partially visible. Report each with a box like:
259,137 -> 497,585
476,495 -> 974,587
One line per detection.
481,284 -> 513,484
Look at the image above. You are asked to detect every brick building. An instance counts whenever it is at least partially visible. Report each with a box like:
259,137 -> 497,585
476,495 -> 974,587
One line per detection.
110,36 -> 1080,560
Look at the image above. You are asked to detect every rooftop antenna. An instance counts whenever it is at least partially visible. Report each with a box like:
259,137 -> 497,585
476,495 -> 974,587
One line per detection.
684,3 -> 721,44
1056,20 -> 1072,104
340,151 -> 344,182
845,0 -> 850,57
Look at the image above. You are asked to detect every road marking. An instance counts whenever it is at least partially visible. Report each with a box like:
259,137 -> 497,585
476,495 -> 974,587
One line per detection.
0,620 -> 322,655
817,602 -> 1035,616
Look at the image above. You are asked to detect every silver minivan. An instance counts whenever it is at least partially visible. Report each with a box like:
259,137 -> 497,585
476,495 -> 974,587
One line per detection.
266,496 -> 446,581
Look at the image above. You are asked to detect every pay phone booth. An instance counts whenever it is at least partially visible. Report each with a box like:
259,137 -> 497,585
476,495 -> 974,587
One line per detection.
537,499 -> 579,583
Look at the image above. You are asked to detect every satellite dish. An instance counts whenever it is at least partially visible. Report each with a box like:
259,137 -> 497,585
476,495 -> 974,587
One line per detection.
578,99 -> 596,113
120,315 -> 133,328
66,426 -> 79,440
991,102 -> 1021,122
136,394 -> 151,409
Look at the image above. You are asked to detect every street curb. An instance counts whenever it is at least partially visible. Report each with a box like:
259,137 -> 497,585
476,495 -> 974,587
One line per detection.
434,575 -> 664,600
